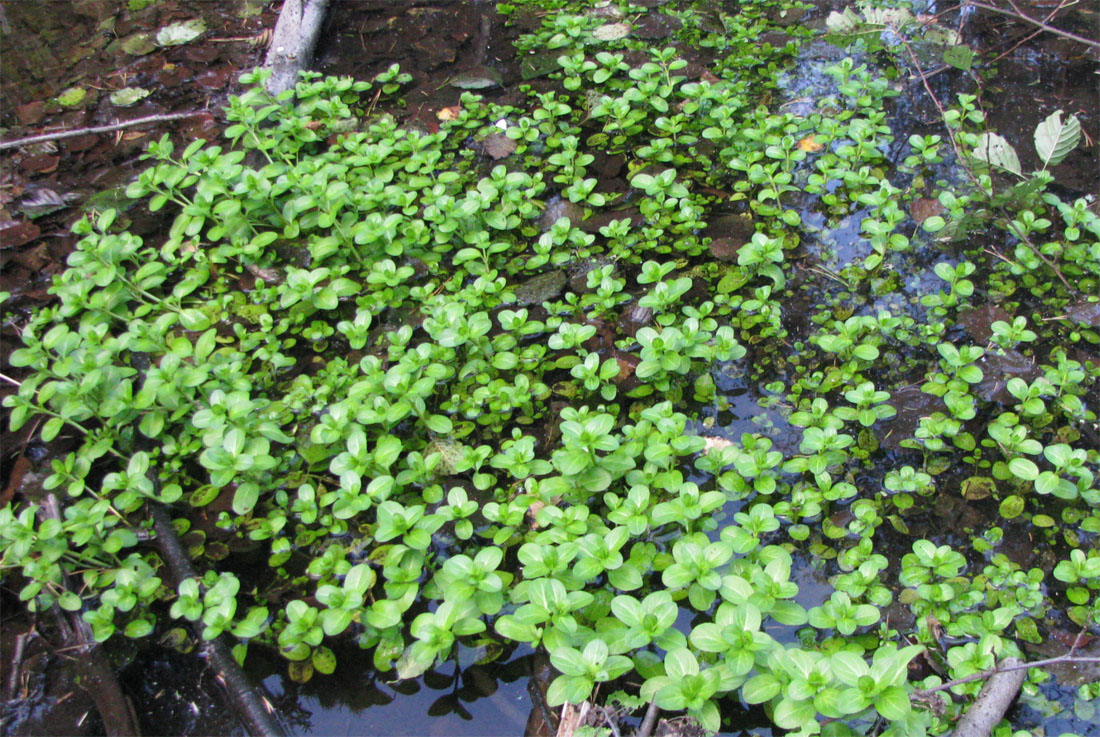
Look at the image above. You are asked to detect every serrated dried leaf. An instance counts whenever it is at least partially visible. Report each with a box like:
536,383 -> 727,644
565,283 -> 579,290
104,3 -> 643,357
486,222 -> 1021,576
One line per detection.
157,18 -> 207,47
592,22 -> 631,41
862,6 -> 914,27
826,7 -> 862,34
110,87 -> 151,107
972,133 -> 1021,175
1034,110 -> 1080,168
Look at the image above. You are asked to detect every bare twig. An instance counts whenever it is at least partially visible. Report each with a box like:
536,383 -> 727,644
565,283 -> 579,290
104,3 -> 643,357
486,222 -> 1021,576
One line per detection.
0,112 -> 206,152
967,0 -> 1100,49
987,0 -> 1075,64
600,706 -> 622,737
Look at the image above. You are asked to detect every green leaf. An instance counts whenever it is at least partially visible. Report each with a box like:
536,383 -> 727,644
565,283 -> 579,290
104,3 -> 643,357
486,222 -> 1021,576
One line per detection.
312,646 -> 337,675
1034,110 -> 1080,168
56,87 -> 87,107
971,133 -> 1021,176
742,673 -> 782,703
874,685 -> 911,720
1008,457 -> 1039,481
232,483 -> 259,515
999,494 -> 1025,519
773,697 -> 816,729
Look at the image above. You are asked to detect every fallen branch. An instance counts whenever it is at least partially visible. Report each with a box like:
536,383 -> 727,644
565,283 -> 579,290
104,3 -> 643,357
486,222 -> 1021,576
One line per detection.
0,112 -> 206,152
967,0 -> 1100,50
149,505 -> 286,737
263,0 -> 332,96
949,657 -> 1026,737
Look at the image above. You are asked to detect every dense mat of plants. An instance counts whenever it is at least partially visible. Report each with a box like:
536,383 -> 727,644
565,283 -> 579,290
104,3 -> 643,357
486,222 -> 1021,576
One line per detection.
2,0 -> 1098,734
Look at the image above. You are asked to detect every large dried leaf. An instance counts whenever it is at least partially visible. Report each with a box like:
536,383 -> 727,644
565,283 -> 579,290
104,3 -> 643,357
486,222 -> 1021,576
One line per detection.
972,133 -> 1021,176
861,6 -> 914,27
1034,110 -> 1080,169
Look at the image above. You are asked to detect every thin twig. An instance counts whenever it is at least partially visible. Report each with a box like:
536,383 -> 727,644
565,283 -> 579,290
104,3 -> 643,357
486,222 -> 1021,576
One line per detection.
987,0 -> 1074,64
967,0 -> 1100,49
913,654 -> 1100,696
0,112 -> 206,152
601,706 -> 622,737
635,701 -> 660,737
0,372 -> 21,387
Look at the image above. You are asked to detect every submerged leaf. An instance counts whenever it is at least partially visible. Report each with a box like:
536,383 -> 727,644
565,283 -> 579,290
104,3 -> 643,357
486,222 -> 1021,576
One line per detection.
450,66 -> 502,90
157,18 -> 207,47
943,45 -> 973,71
972,133 -> 1021,176
110,87 -> 151,107
121,32 -> 157,56
1034,110 -> 1080,169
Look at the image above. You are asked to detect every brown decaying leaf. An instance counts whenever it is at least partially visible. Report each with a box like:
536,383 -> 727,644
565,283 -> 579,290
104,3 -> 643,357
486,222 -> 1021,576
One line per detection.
910,197 -> 946,225
482,133 -> 517,160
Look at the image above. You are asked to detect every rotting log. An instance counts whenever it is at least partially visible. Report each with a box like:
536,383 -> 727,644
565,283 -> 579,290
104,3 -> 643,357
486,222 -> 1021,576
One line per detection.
263,0 -> 332,96
951,657 -> 1027,737
149,505 -> 287,737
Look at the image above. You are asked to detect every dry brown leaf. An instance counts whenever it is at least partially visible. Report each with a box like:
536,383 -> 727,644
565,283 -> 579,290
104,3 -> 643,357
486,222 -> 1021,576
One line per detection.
436,106 -> 462,122
701,436 -> 734,453
526,499 -> 545,528
797,135 -> 824,152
